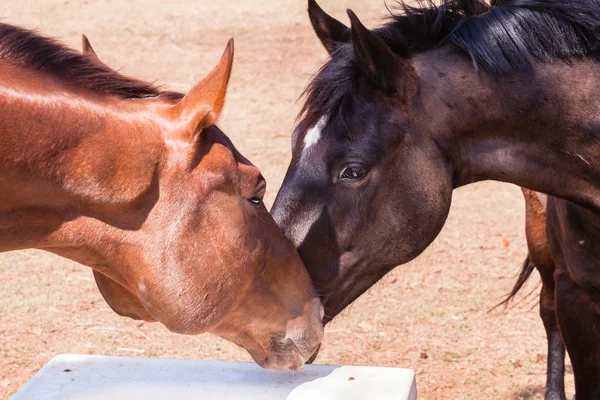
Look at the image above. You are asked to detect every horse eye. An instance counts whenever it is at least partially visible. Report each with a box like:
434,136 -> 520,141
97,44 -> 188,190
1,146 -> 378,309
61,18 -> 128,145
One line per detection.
339,164 -> 368,182
249,184 -> 266,206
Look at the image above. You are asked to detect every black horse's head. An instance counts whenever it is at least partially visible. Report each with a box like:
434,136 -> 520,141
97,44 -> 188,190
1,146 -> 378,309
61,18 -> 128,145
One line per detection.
271,1 -> 455,323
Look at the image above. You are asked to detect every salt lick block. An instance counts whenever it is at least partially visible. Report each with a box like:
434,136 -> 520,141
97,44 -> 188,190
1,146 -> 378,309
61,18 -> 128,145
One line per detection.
12,354 -> 417,400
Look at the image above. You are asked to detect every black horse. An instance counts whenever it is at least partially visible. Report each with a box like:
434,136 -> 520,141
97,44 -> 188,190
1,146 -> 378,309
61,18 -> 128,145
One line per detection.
271,1 -> 600,398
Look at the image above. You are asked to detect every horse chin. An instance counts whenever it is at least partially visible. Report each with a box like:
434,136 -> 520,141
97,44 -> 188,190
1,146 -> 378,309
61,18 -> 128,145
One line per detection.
246,350 -> 305,371
244,339 -> 308,370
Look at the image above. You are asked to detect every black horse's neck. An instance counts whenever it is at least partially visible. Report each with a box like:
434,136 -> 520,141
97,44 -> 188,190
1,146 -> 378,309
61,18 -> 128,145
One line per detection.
414,45 -> 600,212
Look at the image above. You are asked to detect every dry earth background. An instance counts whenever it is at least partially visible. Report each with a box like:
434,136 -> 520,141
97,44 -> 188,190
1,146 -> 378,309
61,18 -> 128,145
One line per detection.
0,0 -> 575,399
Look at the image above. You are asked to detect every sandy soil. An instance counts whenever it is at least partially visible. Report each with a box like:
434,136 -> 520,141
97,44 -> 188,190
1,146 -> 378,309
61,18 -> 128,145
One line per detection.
0,1 -> 574,399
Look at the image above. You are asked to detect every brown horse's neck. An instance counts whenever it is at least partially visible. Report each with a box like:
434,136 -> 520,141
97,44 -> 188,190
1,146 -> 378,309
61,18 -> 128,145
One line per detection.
414,46 -> 600,212
0,65 -> 165,259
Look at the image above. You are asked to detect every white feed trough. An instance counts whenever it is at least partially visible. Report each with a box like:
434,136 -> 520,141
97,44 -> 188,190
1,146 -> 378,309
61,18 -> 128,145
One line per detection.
12,354 -> 417,400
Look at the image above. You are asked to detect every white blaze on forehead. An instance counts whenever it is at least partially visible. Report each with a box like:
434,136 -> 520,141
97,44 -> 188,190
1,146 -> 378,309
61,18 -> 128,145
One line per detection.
303,115 -> 328,149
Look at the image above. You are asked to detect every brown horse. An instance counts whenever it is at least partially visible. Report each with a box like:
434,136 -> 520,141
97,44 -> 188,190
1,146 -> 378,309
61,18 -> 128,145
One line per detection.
271,0 -> 600,395
0,23 -> 323,370
501,189 -> 566,400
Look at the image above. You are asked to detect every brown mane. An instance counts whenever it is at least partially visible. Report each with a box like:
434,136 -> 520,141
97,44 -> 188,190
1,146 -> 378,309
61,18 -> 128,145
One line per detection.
0,23 -> 183,100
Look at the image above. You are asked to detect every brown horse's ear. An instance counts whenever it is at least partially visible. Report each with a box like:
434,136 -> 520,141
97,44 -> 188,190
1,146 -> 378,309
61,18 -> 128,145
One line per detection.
308,0 -> 350,54
81,34 -> 112,69
347,9 -> 415,98
173,39 -> 234,141
81,34 -> 97,56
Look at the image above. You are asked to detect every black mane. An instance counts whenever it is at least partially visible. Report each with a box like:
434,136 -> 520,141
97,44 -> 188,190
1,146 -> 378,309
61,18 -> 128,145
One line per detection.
385,0 -> 600,74
0,23 -> 183,100
301,0 -> 600,122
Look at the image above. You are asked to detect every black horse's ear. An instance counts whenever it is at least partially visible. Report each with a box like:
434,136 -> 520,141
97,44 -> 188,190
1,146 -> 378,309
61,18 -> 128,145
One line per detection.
308,0 -> 350,54
347,9 -> 415,97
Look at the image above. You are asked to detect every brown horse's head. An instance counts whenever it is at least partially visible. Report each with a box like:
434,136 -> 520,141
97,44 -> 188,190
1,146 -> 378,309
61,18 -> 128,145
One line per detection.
0,26 -> 323,370
91,40 -> 323,369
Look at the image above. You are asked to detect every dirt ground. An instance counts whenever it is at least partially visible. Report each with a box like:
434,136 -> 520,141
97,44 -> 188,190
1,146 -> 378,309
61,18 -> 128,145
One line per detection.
0,1 -> 575,399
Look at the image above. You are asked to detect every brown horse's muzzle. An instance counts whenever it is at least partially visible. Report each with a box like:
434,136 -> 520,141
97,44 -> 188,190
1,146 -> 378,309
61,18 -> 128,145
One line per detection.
247,308 -> 324,370
213,293 -> 324,370
258,335 -> 322,371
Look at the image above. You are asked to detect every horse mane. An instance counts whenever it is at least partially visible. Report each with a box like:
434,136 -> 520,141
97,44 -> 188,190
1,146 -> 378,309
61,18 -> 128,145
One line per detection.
384,0 -> 600,74
300,0 -> 600,122
0,23 -> 183,100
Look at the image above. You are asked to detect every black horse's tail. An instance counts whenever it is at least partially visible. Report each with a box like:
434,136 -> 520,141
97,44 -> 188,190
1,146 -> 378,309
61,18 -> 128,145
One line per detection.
493,255 -> 537,310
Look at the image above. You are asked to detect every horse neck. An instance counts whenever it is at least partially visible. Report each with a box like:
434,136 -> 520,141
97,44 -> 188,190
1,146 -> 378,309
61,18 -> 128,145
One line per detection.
0,66 -> 166,256
414,46 -> 600,212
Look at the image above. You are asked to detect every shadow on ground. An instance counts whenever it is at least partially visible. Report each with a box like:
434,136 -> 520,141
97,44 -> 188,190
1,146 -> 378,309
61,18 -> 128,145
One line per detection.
513,384 -> 545,400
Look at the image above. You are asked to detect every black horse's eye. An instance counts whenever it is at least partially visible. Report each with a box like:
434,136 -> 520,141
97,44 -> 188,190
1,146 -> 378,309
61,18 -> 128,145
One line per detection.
339,164 -> 368,182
